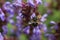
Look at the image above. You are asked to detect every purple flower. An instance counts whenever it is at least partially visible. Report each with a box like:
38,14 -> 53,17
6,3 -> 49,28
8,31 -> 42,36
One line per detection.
16,16 -> 21,20
28,3 -> 35,7
42,24 -> 47,33
45,34 -> 56,40
16,15 -> 23,25
3,2 -> 14,15
18,13 -> 23,17
8,14 -> 14,19
44,2 -> 49,7
30,34 -> 41,40
42,13 -> 48,18
27,0 -> 35,7
16,23 -> 22,31
2,25 -> 8,35
5,9 -> 14,16
45,34 -> 50,37
40,14 -> 48,22
16,31 -> 21,37
9,19 -> 15,25
33,27 -> 41,35
4,1 -> 11,6
47,10 -> 52,14
0,33 -> 4,40
16,13 -> 23,20
40,17 -> 46,22
48,34 -> 56,40
39,23 -> 47,33
10,29 -> 20,37
54,25 -> 58,30
12,0 -> 22,7
29,26 -> 42,40
30,13 -> 36,19
23,26 -> 30,34
3,2 -> 11,10
50,21 -> 56,25
0,9 -> 5,21
36,0 -> 42,5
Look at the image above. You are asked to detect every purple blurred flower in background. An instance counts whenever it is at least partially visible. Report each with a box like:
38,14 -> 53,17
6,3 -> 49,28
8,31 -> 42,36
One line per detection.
16,16 -> 21,20
45,34 -> 56,40
8,14 -> 14,19
44,2 -> 49,7
3,1 -> 11,10
8,19 -> 15,25
2,25 -> 8,35
50,21 -> 59,30
50,21 -> 56,25
48,34 -> 56,40
16,23 -> 22,31
0,8 -> 5,21
0,33 -> 4,40
7,9 -> 14,15
47,10 -> 52,14
54,25 -> 58,30
35,0 -> 42,5
42,24 -> 47,33
3,1 -> 14,15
